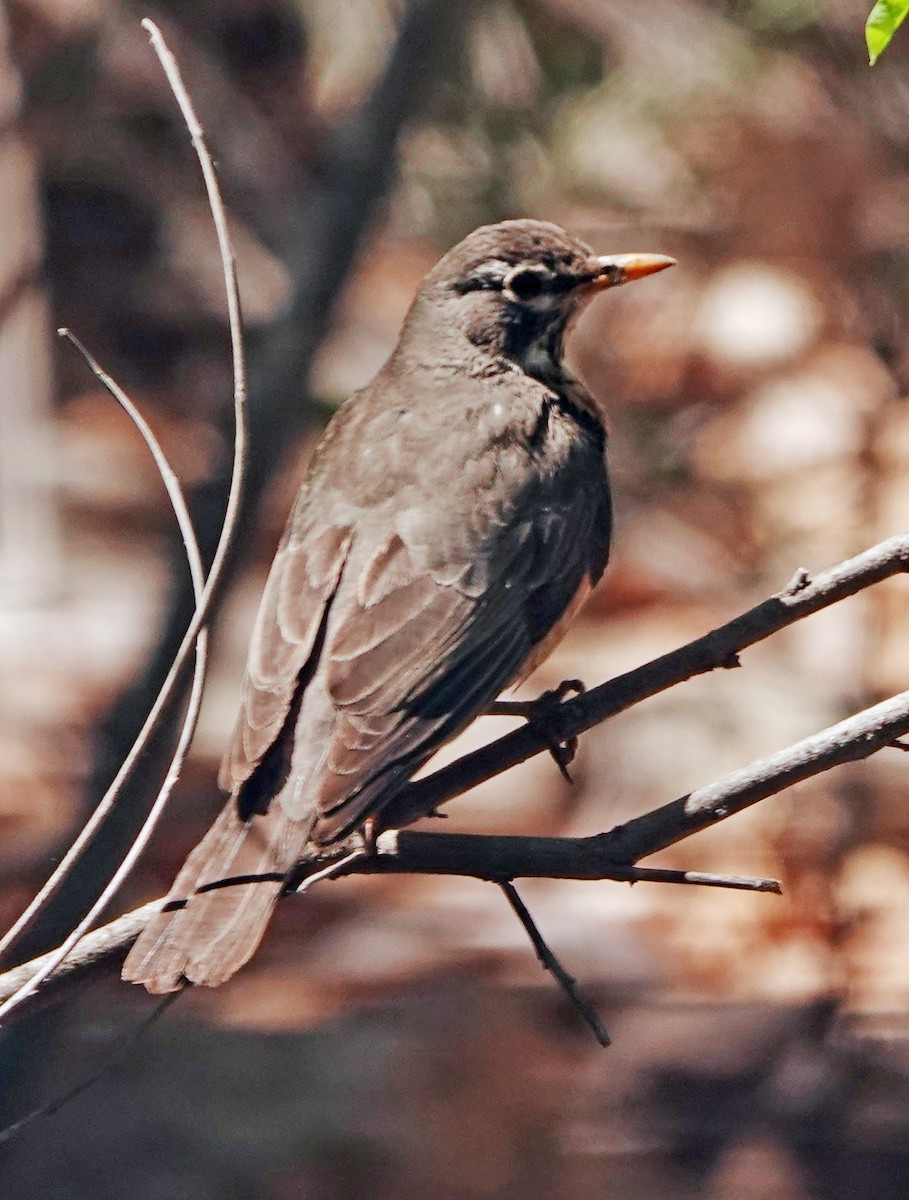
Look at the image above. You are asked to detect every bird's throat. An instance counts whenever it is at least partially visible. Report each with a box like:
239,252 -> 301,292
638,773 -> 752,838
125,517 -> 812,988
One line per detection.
507,318 -> 566,384
511,326 -> 605,426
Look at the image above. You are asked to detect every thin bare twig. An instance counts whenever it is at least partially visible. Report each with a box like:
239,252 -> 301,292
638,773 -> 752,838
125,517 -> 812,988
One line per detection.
141,20 -> 246,419
611,868 -> 782,893
0,22 -> 247,1022
0,336 -> 208,1022
293,849 -> 369,895
0,992 -> 180,1145
0,331 -> 208,962
499,881 -> 610,1047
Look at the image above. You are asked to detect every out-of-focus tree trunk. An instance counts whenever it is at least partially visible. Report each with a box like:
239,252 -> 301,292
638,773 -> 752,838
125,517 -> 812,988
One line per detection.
0,2 -> 58,612
0,0 -> 67,1162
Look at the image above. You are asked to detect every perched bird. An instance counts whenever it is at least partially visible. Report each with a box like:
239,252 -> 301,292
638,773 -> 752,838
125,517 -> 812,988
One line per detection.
123,219 -> 674,993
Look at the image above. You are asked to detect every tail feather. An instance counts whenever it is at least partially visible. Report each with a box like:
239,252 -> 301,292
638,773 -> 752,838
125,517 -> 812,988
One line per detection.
122,802 -> 312,994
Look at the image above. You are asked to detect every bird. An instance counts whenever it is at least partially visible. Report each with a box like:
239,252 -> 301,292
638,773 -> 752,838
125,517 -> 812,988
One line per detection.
122,219 -> 674,993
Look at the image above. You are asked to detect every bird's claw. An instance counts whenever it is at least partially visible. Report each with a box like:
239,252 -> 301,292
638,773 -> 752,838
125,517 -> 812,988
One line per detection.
361,816 -> 381,854
489,679 -> 585,782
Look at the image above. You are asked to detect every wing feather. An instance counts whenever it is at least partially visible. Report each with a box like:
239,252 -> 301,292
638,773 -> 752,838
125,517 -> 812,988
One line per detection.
306,503 -> 584,839
218,525 -> 351,793
220,385 -> 611,850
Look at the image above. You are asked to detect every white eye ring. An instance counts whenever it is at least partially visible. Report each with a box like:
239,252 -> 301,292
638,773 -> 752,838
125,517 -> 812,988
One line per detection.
503,264 -> 551,302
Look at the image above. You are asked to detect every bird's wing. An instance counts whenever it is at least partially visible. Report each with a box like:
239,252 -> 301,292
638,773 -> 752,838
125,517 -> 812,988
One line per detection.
221,377 -> 610,845
305,479 -> 609,841
218,519 -> 353,795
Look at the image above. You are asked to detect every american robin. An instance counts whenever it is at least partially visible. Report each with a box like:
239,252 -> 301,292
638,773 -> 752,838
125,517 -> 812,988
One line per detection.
123,219 -> 674,993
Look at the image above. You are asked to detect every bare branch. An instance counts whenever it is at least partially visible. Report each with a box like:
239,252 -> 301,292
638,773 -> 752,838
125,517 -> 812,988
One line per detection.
0,23 -> 248,1022
499,881 -> 611,1047
392,534 -> 909,824
0,826 -> 786,1023
0,332 -> 208,978
0,993 -> 179,1146
600,686 -> 909,862
5,588 -> 909,1026
2,522 -> 907,1024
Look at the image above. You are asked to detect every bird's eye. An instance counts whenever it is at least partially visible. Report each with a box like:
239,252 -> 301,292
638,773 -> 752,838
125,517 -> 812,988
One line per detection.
504,266 -> 548,301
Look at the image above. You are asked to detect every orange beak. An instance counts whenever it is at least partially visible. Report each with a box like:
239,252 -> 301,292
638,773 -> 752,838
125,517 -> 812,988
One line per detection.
591,253 -> 676,288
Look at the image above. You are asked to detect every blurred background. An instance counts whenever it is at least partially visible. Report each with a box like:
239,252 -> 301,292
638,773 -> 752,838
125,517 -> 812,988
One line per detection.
2,0 -> 909,1195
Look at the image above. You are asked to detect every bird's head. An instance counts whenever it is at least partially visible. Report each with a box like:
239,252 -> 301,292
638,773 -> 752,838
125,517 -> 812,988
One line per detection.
404,219 -> 675,383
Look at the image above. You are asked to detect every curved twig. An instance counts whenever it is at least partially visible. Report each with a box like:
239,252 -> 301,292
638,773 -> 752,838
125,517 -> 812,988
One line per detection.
0,23 -> 247,1021
0,338 -> 207,1021
0,332 -> 208,962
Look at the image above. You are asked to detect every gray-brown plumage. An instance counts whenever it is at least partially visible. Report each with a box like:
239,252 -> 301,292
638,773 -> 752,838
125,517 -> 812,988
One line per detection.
123,219 -> 674,993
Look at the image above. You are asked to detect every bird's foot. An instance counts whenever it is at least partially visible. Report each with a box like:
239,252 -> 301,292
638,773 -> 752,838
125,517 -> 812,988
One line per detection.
288,824 -> 380,895
361,815 -> 382,854
489,679 -> 585,782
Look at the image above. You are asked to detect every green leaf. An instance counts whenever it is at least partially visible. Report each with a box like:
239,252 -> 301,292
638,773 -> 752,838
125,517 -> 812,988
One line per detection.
866,0 -> 909,64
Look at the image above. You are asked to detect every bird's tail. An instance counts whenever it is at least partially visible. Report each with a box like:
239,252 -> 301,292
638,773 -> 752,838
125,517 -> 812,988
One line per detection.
122,802 -> 313,994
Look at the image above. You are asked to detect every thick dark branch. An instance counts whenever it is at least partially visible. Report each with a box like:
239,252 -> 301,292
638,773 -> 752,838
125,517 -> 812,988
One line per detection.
0,832 -> 779,1022
345,832 -> 782,890
390,534 -> 909,824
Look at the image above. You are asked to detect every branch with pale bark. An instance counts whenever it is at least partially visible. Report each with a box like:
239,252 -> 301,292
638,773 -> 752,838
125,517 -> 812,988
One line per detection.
2,531 -> 908,1026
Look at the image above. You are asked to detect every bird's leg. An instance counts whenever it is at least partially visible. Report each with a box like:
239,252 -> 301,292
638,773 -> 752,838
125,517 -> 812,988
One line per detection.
488,679 -> 585,782
286,824 -> 380,896
362,815 -> 381,854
